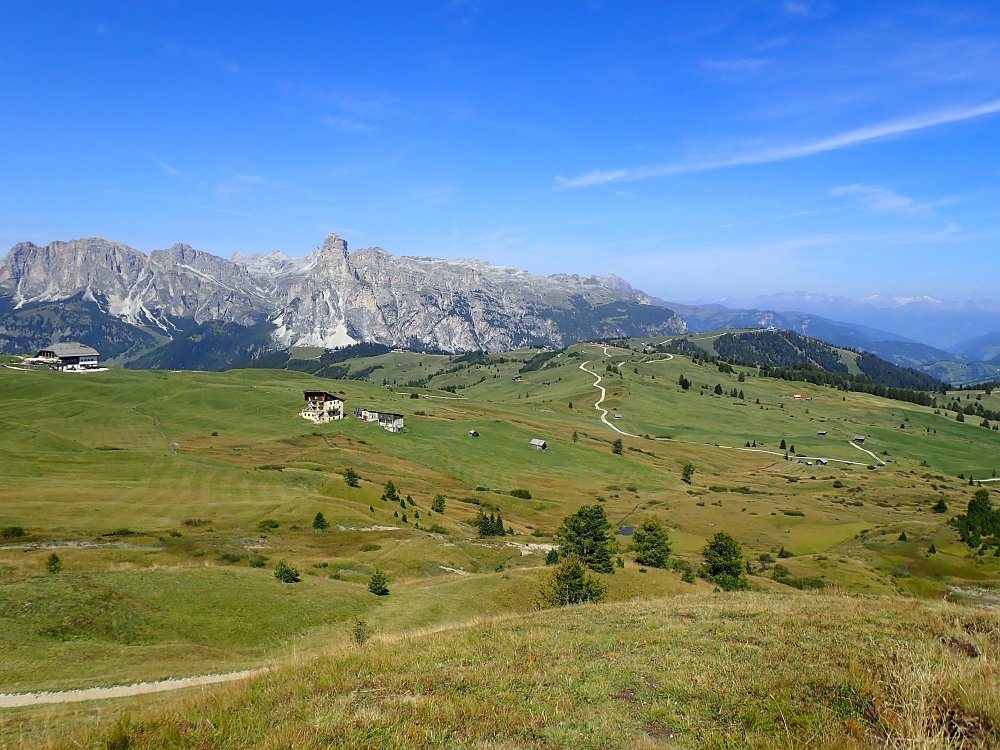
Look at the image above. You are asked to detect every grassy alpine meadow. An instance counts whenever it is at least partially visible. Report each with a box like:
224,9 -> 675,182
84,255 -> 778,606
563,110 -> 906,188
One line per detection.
1,340 -> 999,746
7,593 -> 999,749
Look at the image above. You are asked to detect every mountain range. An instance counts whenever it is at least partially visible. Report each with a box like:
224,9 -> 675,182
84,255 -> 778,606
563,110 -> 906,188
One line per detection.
0,233 -> 687,360
1,233 -> 998,384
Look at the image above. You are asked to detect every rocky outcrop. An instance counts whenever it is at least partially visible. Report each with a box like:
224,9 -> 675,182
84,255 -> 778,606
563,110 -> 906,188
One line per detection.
0,233 -> 687,353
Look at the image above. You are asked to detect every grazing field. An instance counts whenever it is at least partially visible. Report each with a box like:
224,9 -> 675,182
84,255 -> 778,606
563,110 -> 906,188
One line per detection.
8,593 -> 999,749
1,341 -> 998,746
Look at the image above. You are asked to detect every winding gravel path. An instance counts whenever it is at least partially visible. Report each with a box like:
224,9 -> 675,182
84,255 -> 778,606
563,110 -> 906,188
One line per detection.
579,346 -> 877,467
0,669 -> 266,709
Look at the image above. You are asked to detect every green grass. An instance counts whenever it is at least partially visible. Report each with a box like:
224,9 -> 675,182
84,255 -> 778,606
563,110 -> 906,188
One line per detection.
1,346 -> 999,701
11,592 -> 998,749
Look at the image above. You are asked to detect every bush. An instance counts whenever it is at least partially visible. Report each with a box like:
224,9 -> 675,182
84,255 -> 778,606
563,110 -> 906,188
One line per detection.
932,498 -> 948,514
545,548 -> 560,565
510,488 -> 532,499
312,512 -> 330,531
360,543 -> 381,552
344,468 -> 360,487
0,526 -> 25,539
248,554 -> 268,568
431,495 -> 446,513
274,560 -> 301,583
681,462 -> 695,484
45,553 -> 63,573
182,518 -> 210,527
217,552 -> 244,564
257,519 -> 280,532
777,546 -> 795,558
351,619 -> 371,646
612,438 -> 624,455
537,556 -> 606,607
368,567 -> 389,596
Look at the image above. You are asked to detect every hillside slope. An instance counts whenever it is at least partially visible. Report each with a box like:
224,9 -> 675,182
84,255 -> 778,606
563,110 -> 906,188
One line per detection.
27,593 -> 1000,749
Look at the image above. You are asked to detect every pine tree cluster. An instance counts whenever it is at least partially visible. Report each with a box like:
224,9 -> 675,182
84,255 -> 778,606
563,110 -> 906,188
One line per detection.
474,509 -> 507,537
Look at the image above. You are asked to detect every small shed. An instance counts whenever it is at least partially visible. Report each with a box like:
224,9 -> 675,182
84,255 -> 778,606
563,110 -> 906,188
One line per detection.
817,430 -> 828,436
853,435 -> 866,444
468,429 -> 479,437
816,458 -> 828,466
529,438 -> 547,451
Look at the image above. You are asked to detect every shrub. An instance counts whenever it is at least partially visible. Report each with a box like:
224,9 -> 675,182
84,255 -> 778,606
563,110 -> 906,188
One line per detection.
368,567 -> 389,596
777,547 -> 795,558
932,498 -> 948,514
217,552 -> 244,564
431,495 -> 446,514
312,512 -> 330,531
257,519 -> 280,532
380,481 -> 401,504
351,619 -> 371,647
344,468 -> 360,487
545,548 -> 560,565
182,518 -> 210,527
360,543 -> 381,552
248,554 -> 268,568
832,480 -> 845,489
681,462 -> 695,484
537,556 -> 606,607
274,560 -> 301,583
612,438 -> 624,455
782,509 -> 805,517
0,526 -> 25,539
45,553 -> 63,573
510,488 -> 532,499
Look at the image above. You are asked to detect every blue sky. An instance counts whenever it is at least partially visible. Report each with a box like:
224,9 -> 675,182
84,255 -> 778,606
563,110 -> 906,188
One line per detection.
2,1 -> 1000,303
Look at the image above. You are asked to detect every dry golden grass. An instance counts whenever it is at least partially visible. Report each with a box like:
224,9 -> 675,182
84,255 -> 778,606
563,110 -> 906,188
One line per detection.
8,591 -> 997,749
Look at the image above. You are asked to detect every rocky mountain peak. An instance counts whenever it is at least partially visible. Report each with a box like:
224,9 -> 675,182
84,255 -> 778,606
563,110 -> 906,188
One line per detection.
320,233 -> 349,257
0,232 -> 687,354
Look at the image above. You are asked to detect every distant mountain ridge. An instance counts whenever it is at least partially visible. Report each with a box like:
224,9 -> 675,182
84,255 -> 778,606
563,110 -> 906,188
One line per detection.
0,233 -> 687,360
658,298 -> 1000,386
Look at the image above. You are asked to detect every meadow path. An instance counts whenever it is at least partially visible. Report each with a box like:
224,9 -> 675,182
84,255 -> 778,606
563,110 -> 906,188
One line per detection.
0,669 -> 265,708
579,346 -> 874,467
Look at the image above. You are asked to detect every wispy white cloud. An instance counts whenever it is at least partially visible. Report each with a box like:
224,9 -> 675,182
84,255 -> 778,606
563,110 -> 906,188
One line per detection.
557,98 -> 1000,188
324,115 -> 376,133
702,57 -> 771,77
157,160 -> 179,177
782,1 -> 833,19
213,207 -> 254,218
830,183 -> 925,215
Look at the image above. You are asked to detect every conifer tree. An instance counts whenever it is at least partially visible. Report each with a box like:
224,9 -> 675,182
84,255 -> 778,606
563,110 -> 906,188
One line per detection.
537,556 -> 606,607
556,505 -> 617,573
368,567 -> 389,596
631,517 -> 671,568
